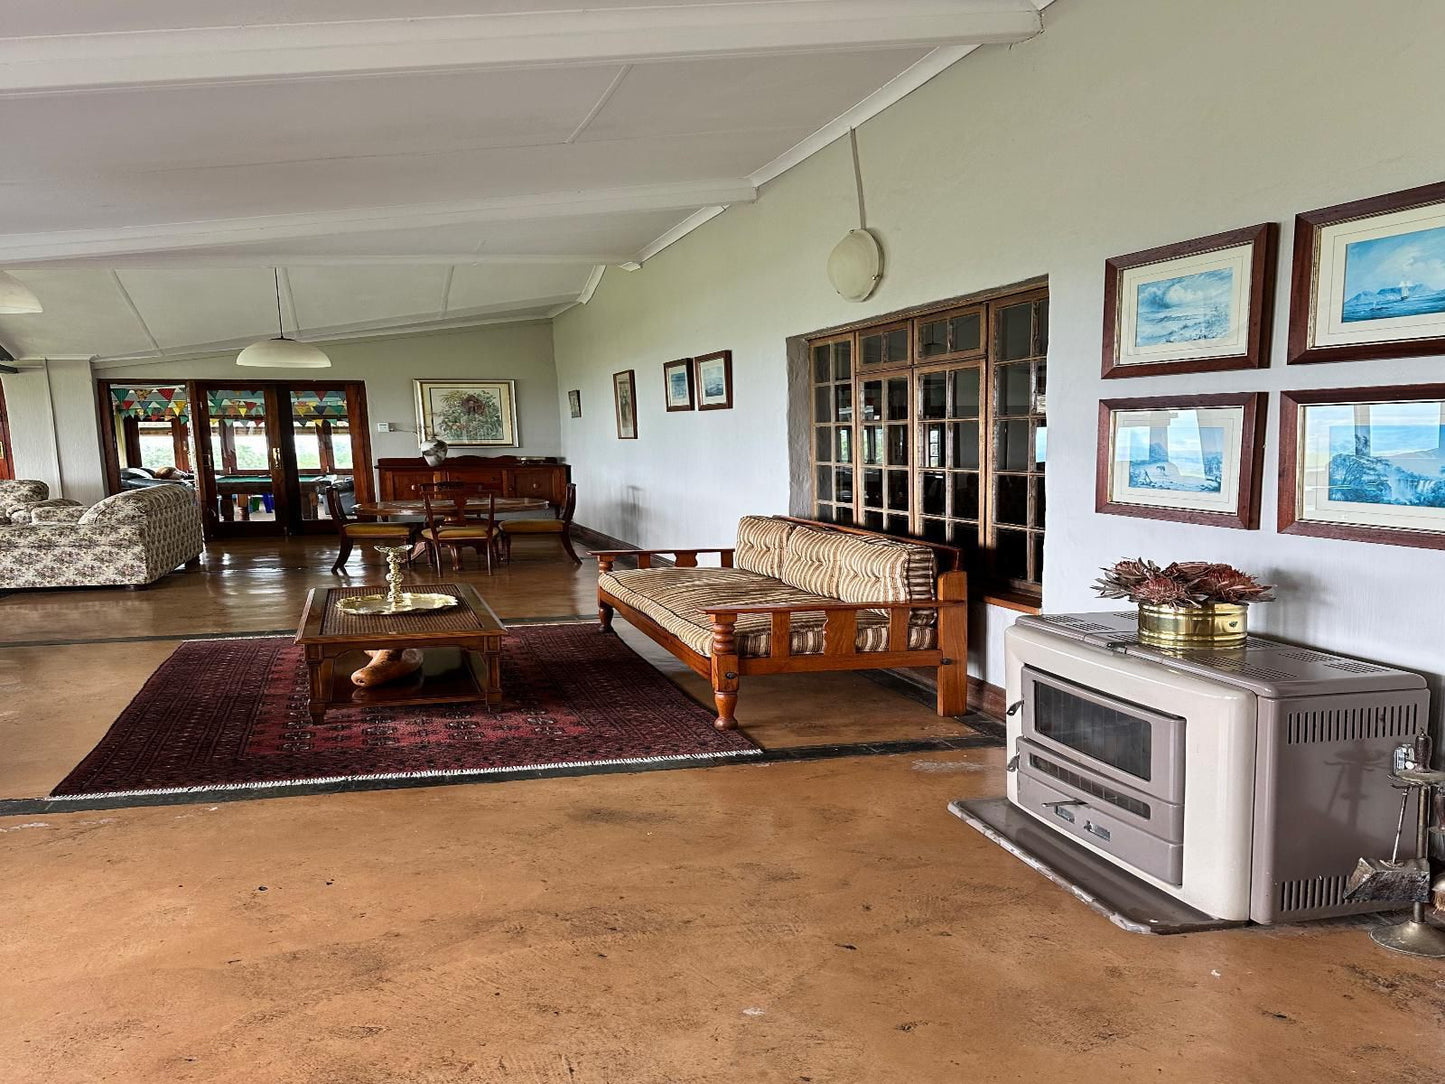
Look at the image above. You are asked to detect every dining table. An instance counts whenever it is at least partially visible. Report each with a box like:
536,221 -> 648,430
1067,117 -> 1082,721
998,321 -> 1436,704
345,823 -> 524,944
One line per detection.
353,496 -> 551,524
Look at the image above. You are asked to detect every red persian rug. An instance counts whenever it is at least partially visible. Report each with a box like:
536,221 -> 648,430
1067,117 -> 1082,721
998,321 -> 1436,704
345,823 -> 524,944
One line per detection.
53,622 -> 758,799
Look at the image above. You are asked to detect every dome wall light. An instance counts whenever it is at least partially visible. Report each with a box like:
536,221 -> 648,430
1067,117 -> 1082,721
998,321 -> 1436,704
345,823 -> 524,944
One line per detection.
237,268 -> 330,368
0,271 -> 43,314
826,128 -> 884,304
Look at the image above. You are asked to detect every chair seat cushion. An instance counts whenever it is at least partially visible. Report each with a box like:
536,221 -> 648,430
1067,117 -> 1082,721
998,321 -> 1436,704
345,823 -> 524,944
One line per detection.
344,523 -> 416,536
502,520 -> 565,534
599,567 -> 936,658
425,525 -> 498,540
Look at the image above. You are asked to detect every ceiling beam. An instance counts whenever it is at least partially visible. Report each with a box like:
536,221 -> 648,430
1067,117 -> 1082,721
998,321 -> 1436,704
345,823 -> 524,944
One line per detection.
0,2 -> 1043,96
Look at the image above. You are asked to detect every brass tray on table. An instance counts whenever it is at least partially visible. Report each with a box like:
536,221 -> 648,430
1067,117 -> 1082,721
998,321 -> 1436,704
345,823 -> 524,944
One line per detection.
334,592 -> 460,616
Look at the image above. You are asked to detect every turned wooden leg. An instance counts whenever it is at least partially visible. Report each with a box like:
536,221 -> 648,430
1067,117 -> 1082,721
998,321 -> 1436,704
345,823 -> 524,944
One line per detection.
710,614 -> 741,730
331,534 -> 353,574
598,599 -> 615,632
559,528 -> 581,565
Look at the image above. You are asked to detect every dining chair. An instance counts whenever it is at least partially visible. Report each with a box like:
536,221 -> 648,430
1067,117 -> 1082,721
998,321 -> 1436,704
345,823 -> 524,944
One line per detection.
324,482 -> 420,574
416,483 -> 506,573
497,482 -> 580,564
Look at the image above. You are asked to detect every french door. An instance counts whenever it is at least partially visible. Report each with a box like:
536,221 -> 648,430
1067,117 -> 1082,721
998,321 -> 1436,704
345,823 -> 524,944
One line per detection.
189,381 -> 373,538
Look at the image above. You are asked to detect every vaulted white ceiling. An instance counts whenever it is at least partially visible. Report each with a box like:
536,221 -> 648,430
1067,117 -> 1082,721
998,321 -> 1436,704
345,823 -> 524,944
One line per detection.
0,0 -> 1048,362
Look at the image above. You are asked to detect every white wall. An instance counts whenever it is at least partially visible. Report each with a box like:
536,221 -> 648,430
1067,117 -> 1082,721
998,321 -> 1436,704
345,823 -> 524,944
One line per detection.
5,321 -> 558,500
553,0 -> 1445,698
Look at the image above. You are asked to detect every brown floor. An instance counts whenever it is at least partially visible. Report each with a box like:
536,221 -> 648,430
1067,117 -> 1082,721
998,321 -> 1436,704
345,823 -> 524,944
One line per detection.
1,539 -> 1440,1083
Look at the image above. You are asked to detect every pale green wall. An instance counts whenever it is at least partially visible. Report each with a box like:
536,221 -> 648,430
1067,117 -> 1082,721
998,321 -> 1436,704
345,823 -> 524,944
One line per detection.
553,0 -> 1445,689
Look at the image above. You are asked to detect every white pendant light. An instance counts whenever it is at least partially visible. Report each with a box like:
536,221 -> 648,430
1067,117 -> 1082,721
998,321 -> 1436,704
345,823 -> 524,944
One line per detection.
0,271 -> 43,314
237,269 -> 330,368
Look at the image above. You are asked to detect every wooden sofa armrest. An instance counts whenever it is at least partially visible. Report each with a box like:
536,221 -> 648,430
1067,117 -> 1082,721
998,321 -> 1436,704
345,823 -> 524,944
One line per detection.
592,548 -> 735,571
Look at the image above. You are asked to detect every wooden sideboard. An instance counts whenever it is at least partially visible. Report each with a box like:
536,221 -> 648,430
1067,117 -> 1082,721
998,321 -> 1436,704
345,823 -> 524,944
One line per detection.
376,455 -> 571,509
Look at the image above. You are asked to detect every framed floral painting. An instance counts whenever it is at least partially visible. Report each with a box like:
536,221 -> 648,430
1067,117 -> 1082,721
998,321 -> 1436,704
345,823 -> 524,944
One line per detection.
1102,223 -> 1277,378
1288,181 -> 1445,364
414,379 -> 518,447
1096,392 -> 1266,529
613,370 -> 638,439
1280,384 -> 1445,549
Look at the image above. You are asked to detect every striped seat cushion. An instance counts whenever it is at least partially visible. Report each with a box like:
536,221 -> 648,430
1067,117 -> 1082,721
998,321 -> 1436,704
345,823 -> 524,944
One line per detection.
734,515 -> 796,579
779,525 -> 937,625
600,567 -> 935,659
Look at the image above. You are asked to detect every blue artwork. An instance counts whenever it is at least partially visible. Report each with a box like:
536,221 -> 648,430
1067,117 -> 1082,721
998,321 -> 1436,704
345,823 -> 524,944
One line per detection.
1134,268 -> 1234,347
1124,422 -> 1224,493
1327,418 -> 1445,507
1341,225 -> 1445,322
668,370 -> 690,401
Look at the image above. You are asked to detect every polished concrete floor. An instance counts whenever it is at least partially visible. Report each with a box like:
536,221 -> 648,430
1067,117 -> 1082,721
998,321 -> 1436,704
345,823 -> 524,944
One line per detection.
1,539 -> 1441,1082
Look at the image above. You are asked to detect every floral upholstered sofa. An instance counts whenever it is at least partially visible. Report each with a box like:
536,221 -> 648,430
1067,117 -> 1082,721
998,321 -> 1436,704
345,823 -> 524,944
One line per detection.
0,478 -> 85,525
0,482 -> 204,590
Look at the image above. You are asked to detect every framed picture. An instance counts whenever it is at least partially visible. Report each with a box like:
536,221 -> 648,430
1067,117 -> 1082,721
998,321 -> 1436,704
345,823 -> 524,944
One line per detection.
1288,180 -> 1445,364
694,350 -> 733,410
613,370 -> 637,439
567,389 -> 582,419
1102,223 -> 1277,378
1096,392 -> 1266,529
414,379 -> 518,447
663,358 -> 695,411
1280,384 -> 1445,549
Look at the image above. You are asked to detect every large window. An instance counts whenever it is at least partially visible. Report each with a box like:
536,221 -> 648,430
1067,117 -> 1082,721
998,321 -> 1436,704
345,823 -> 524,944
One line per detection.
808,286 -> 1048,597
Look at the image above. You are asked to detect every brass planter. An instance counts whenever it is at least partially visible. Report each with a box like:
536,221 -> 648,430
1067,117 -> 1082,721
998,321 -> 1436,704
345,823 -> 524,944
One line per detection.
1137,602 -> 1247,649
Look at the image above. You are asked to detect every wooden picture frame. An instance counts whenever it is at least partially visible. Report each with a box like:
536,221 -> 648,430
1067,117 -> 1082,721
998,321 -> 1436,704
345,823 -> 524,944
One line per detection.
694,350 -> 733,410
1279,383 -> 1445,549
663,358 -> 695,411
414,379 -> 519,447
567,389 -> 581,419
1096,392 -> 1266,529
1102,223 -> 1277,378
613,370 -> 638,439
1288,180 -> 1445,364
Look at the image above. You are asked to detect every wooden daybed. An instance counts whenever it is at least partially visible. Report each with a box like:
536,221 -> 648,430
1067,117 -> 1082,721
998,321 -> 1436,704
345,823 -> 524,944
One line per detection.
593,516 -> 967,729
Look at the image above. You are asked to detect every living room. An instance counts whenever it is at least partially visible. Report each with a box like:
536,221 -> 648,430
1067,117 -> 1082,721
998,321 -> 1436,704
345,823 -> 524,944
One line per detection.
3,1 -> 1445,1081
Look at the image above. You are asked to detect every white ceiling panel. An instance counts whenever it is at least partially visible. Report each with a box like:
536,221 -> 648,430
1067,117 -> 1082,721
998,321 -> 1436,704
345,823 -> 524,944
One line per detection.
287,266 -> 452,330
0,270 -> 155,358
114,269 -> 289,350
446,263 -> 599,312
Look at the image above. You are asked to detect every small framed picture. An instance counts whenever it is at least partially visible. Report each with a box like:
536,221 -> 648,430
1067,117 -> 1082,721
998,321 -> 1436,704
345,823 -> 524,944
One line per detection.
414,379 -> 519,447
1096,392 -> 1266,529
567,389 -> 582,419
1280,384 -> 1445,549
1102,223 -> 1277,378
613,370 -> 638,439
694,350 -> 733,410
1288,181 -> 1445,364
663,358 -> 695,411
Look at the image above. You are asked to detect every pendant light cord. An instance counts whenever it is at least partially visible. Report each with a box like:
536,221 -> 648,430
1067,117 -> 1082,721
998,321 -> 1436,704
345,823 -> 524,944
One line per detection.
849,127 -> 867,231
273,268 -> 285,339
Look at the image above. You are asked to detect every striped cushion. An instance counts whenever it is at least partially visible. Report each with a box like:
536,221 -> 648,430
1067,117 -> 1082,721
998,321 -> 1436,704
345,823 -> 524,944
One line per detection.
600,567 -> 935,658
779,526 -> 936,609
734,515 -> 795,579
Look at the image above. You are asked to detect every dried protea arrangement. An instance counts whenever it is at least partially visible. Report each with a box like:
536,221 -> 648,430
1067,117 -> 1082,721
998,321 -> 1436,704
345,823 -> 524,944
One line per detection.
1093,558 -> 1275,609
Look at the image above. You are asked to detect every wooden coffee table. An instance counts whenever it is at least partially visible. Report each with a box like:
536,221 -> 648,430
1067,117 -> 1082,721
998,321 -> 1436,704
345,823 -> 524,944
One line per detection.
295,582 -> 506,723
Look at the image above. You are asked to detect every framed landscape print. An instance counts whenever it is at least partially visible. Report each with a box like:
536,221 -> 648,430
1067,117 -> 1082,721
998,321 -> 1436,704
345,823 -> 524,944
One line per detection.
567,389 -> 582,418
1096,392 -> 1266,529
1288,180 -> 1445,363
414,379 -> 518,447
1102,223 -> 1277,378
613,370 -> 637,439
1279,384 -> 1445,549
663,358 -> 694,411
694,350 -> 733,410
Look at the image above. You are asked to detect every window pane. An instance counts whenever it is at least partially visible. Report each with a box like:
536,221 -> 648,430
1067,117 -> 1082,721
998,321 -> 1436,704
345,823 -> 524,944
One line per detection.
996,527 -> 1029,581
814,385 -> 832,423
885,327 -> 909,363
293,428 -> 322,470
860,380 -> 882,421
886,377 -> 909,420
922,471 -> 946,516
812,344 -> 830,382
950,422 -> 980,469
887,424 -> 908,466
1034,424 -> 1047,471
953,521 -> 980,562
836,425 -> 853,464
837,504 -> 855,526
950,312 -> 982,353
835,384 -> 854,423
996,474 -> 1029,526
997,362 -> 1031,415
863,509 -> 883,531
919,319 -> 948,359
1032,476 -> 1046,528
886,514 -> 910,536
815,503 -> 835,524
138,427 -> 175,470
1032,531 -> 1045,583
860,425 -> 881,465
950,368 -> 980,417
999,302 -> 1033,360
920,371 -> 947,419
921,517 -> 948,543
1036,300 -> 1049,355
835,467 -> 854,504
952,472 -> 979,519
922,423 -> 946,468
886,469 -> 909,511
863,468 -> 883,506
816,467 -> 833,502
332,431 -> 353,470
861,333 -> 884,367
816,426 -> 832,463
998,420 -> 1030,471
834,340 -> 852,380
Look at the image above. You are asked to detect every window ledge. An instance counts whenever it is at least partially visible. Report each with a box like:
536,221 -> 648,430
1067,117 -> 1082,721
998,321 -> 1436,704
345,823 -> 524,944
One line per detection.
982,590 -> 1042,615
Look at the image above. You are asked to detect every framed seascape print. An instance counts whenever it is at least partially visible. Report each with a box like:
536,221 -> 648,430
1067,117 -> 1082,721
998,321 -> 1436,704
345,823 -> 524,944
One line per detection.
1096,392 -> 1266,529
1102,223 -> 1277,378
663,358 -> 694,411
613,369 -> 637,439
414,379 -> 518,447
1288,180 -> 1445,364
694,350 -> 733,410
1280,384 -> 1445,550
567,389 -> 582,419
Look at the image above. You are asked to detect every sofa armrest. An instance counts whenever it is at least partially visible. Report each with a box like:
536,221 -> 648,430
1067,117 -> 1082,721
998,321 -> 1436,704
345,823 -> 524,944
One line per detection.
593,547 -> 735,571
31,503 -> 87,524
